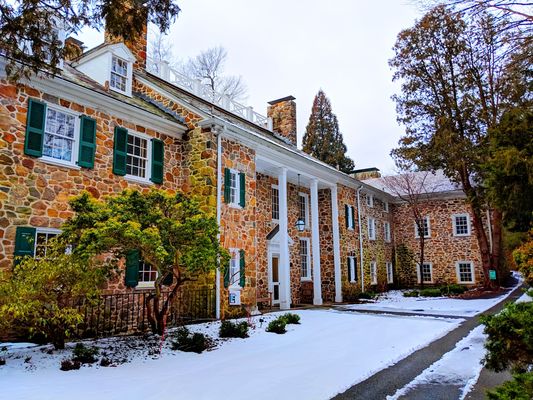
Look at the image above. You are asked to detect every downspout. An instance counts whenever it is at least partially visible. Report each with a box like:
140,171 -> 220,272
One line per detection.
215,127 -> 223,319
356,186 -> 365,293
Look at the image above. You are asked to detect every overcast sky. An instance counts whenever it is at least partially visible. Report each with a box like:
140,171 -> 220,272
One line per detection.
78,0 -> 421,173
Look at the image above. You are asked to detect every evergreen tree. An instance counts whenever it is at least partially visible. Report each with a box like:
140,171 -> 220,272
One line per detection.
302,90 -> 355,173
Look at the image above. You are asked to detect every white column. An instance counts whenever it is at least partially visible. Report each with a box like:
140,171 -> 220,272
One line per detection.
310,179 -> 323,305
278,167 -> 291,310
331,185 -> 342,303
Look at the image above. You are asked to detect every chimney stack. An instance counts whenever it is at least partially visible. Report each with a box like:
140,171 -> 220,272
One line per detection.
64,37 -> 85,60
267,96 -> 297,146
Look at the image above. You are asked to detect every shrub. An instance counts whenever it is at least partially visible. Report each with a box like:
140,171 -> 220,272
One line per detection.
171,326 -> 212,353
487,372 -> 533,400
100,357 -> 112,367
403,290 -> 419,297
219,320 -> 249,338
440,284 -> 466,296
358,292 -> 376,300
72,343 -> 99,364
266,317 -> 287,334
0,358 -> 5,366
419,288 -> 442,297
280,313 -> 300,325
60,359 -> 81,371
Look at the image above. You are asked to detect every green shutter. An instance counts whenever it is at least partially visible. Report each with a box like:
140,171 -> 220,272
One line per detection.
223,260 -> 230,288
224,168 -> 231,203
113,126 -> 128,176
162,268 -> 173,285
239,172 -> 246,208
14,227 -> 36,265
24,98 -> 46,157
239,249 -> 246,287
150,138 -> 164,184
347,257 -> 352,282
345,205 -> 349,228
353,258 -> 358,281
78,116 -> 97,168
125,250 -> 139,288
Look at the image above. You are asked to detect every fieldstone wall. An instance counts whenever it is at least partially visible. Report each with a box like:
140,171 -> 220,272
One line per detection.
266,96 -> 297,146
318,189 -> 335,302
393,197 -> 484,286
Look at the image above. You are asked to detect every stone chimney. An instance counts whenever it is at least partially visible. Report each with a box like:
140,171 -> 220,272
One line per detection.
104,9 -> 147,71
267,96 -> 297,146
351,168 -> 381,180
64,37 -> 85,61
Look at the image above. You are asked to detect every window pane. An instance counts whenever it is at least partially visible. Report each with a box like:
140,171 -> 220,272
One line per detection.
43,108 -> 75,162
272,187 -> 279,220
126,135 -> 148,178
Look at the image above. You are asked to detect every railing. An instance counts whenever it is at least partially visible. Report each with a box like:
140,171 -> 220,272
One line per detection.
146,57 -> 273,131
72,287 -> 215,338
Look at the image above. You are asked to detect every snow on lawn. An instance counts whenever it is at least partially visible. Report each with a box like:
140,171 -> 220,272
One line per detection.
345,285 -> 520,317
386,325 -> 487,400
0,309 -> 462,400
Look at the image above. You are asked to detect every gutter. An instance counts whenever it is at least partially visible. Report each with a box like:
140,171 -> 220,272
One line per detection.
357,186 -> 365,293
215,126 -> 224,319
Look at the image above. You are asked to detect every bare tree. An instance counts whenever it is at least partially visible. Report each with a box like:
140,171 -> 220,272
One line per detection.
180,46 -> 247,101
148,29 -> 180,70
383,171 -> 445,287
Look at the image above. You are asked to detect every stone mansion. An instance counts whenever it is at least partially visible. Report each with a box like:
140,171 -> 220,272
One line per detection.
0,22 -> 484,318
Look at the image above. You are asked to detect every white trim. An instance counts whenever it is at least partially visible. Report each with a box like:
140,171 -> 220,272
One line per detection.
298,192 -> 310,230
136,260 -> 158,289
452,213 -> 471,237
414,216 -> 431,238
346,205 -> 355,230
370,261 -> 377,285
124,130 -> 152,183
109,55 -> 132,97
386,262 -> 393,284
384,201 -> 389,213
33,228 -> 62,259
348,256 -> 357,283
456,261 -> 475,284
366,194 -> 374,208
384,221 -> 391,243
228,248 -> 242,289
227,168 -> 242,208
416,262 -> 433,284
299,237 -> 312,281
271,184 -> 279,222
368,217 -> 376,240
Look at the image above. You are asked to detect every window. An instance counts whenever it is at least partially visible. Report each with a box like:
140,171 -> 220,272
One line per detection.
345,205 -> 355,230
368,217 -> 376,240
453,214 -> 471,236
300,239 -> 311,280
415,216 -> 431,238
229,170 -> 240,205
42,106 -> 79,165
34,229 -> 60,259
384,221 -> 391,243
347,256 -> 357,282
384,201 -> 389,213
298,193 -> 309,228
456,261 -> 474,284
366,194 -> 374,207
272,186 -> 279,220
126,133 -> 151,180
229,249 -> 241,287
386,262 -> 393,284
224,168 -> 245,207
110,56 -> 129,93
138,260 -> 158,288
417,263 -> 433,283
370,261 -> 377,285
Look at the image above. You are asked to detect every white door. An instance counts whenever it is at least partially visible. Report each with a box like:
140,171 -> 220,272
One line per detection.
269,253 -> 280,305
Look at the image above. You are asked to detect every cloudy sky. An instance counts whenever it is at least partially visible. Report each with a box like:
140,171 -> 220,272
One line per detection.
79,0 -> 422,173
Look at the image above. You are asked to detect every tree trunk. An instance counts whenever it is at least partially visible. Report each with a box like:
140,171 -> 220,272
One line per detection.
146,279 -> 182,335
470,205 -> 494,289
490,209 -> 503,285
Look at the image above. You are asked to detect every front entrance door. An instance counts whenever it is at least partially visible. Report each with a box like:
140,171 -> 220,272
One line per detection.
270,254 -> 280,305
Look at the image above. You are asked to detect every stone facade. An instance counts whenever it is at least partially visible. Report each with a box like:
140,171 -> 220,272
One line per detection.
267,96 -> 297,146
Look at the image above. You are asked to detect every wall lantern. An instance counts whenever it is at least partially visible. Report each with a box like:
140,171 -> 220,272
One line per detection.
295,173 -> 306,232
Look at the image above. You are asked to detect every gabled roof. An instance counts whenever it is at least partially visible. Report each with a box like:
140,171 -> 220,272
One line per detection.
72,42 -> 135,66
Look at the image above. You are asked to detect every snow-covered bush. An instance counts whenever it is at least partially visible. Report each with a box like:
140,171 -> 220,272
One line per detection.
266,317 -> 286,334
60,359 -> 81,371
171,327 -> 212,353
72,343 -> 99,364
280,313 -> 300,325
419,288 -> 441,297
219,320 -> 249,338
403,290 -> 419,297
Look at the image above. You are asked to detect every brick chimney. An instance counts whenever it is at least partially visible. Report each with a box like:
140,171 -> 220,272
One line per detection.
267,96 -> 297,146
64,37 -> 85,61
104,10 -> 147,71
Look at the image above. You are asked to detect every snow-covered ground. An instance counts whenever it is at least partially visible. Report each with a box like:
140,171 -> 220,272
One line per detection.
0,309 -> 462,400
387,325 -> 487,400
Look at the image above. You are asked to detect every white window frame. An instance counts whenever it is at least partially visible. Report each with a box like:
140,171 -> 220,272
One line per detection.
347,205 -> 355,230
384,201 -> 389,213
452,213 -> 471,237
414,216 -> 431,238
384,221 -> 391,243
368,217 -> 376,240
229,248 -> 241,288
124,131 -> 152,184
34,228 -> 62,259
109,55 -> 131,95
386,262 -> 393,284
298,192 -> 310,229
456,261 -> 475,284
370,261 -> 377,285
137,260 -> 158,289
271,185 -> 279,221
227,169 -> 242,208
40,103 -> 81,169
299,238 -> 311,281
417,262 -> 433,284
348,256 -> 357,283
366,194 -> 374,208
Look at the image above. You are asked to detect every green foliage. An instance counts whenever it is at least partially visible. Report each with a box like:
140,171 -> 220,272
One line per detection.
0,0 -> 180,81
60,359 -> 81,371
439,284 -> 466,296
485,109 -> 533,231
302,90 -> 355,173
395,244 -> 416,286
481,301 -> 533,373
403,290 -> 419,297
0,240 -> 107,349
219,320 -> 249,338
266,317 -> 287,334
171,326 -> 212,353
280,313 -> 301,325
513,230 -> 533,286
72,343 -> 99,364
419,288 -> 442,297
358,292 -> 376,300
487,372 -> 533,400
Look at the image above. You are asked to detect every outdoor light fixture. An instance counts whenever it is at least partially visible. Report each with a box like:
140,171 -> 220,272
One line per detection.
295,173 -> 305,232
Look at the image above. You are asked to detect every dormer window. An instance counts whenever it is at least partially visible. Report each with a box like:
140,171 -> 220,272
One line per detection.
110,56 -> 129,93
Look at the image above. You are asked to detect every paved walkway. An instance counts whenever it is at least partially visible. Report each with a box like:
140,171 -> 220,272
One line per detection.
331,281 -> 524,400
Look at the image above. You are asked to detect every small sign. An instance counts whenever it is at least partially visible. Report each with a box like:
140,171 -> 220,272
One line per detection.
229,290 -> 241,306
489,270 -> 497,280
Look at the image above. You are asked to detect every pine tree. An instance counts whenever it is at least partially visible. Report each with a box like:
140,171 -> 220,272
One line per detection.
302,90 -> 355,173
